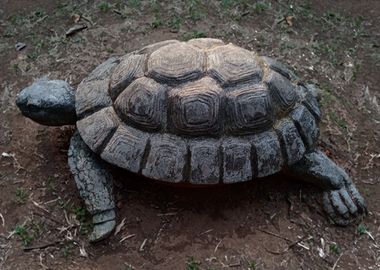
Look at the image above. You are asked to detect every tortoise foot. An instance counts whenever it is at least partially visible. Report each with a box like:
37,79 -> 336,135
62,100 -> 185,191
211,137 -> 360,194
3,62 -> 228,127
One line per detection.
89,209 -> 116,242
89,220 -> 116,242
323,184 -> 367,226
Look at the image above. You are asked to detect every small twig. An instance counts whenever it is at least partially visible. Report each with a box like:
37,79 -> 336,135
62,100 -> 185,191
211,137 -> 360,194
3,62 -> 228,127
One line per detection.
331,253 -> 343,270
64,210 -> 72,226
228,261 -> 241,267
35,15 -> 48,24
256,229 -> 292,242
114,218 -> 126,236
23,240 -> 62,251
157,212 -> 177,217
112,9 -> 122,15
214,239 -> 223,253
154,222 -> 167,244
262,227 -> 315,255
139,238 -> 147,252
120,234 -> 136,243
33,210 -> 63,225
200,229 -> 214,235
32,200 -> 50,213
0,213 -> 4,227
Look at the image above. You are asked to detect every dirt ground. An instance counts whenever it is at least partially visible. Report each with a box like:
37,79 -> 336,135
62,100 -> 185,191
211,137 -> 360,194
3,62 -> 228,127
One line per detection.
0,0 -> 379,269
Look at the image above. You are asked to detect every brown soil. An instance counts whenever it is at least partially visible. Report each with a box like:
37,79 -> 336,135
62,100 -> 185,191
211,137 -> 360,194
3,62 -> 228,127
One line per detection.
0,1 -> 379,269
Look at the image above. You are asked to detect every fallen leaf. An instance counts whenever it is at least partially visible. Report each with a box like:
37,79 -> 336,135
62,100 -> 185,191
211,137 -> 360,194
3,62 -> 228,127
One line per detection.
285,16 -> 295,26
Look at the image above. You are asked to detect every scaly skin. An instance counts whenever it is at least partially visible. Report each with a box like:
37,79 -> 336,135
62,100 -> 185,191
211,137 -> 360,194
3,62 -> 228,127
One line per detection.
68,131 -> 116,242
290,150 -> 367,225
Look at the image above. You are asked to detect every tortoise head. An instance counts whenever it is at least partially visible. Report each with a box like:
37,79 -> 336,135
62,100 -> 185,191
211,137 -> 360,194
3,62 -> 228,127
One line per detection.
16,78 -> 77,126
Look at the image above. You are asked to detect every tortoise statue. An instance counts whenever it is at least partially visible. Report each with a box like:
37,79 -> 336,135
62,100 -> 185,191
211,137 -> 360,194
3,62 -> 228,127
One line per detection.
16,38 -> 367,242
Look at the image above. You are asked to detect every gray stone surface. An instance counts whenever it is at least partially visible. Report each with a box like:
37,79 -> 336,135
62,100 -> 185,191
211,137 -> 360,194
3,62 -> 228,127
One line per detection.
262,56 -> 299,81
188,38 -> 225,49
114,77 -> 166,131
85,57 -> 120,82
226,85 -> 274,135
76,80 -> 113,119
109,54 -> 145,100
290,105 -> 319,149
77,107 -> 120,153
190,140 -> 220,184
275,119 -> 306,165
101,124 -> 149,173
252,131 -> 283,177
16,78 -> 76,126
137,40 -> 180,55
222,138 -> 252,183
207,44 -> 263,86
265,70 -> 298,113
168,77 -> 222,136
142,134 -> 187,183
296,84 -> 321,121
147,42 -> 204,84
291,150 -> 367,225
76,57 -> 119,118
68,131 -> 116,242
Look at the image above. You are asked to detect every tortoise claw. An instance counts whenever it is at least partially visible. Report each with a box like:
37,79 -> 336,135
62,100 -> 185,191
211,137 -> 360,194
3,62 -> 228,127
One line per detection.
323,184 -> 367,226
89,220 -> 116,243
89,209 -> 116,243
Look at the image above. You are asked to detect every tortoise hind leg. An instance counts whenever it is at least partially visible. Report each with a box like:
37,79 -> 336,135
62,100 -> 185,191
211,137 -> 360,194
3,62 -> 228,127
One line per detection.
290,150 -> 367,225
68,131 -> 116,242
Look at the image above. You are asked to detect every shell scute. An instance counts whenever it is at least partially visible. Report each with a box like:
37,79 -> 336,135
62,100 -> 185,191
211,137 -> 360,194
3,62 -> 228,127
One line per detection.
142,134 -> 187,183
207,44 -> 263,86
114,77 -> 165,131
147,42 -> 204,84
168,77 -> 222,136
101,124 -> 149,173
226,84 -> 274,135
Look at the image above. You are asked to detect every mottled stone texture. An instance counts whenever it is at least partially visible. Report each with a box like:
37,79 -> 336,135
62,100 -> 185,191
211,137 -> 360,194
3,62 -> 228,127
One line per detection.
68,131 -> 115,214
16,78 -> 76,126
190,140 -> 220,184
252,131 -> 283,177
68,131 -> 116,241
265,70 -> 297,113
291,105 -> 319,149
226,84 -> 274,135
275,119 -> 306,165
77,107 -> 119,153
188,38 -> 225,49
74,38 -> 318,185
101,124 -> 149,173
169,77 -> 222,136
222,139 -> 252,183
147,43 -> 204,84
109,54 -> 145,101
291,150 -> 367,225
208,44 -> 263,86
114,77 -> 166,131
296,84 -> 322,121
76,57 -> 119,118
142,134 -> 187,183
262,56 -> 299,81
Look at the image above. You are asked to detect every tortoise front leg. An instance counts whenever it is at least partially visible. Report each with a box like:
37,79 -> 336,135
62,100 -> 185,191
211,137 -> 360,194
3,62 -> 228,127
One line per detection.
68,131 -> 116,242
290,150 -> 367,225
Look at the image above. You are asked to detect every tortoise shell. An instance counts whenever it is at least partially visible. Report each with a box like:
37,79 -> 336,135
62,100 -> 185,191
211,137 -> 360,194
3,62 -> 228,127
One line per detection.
76,38 -> 321,184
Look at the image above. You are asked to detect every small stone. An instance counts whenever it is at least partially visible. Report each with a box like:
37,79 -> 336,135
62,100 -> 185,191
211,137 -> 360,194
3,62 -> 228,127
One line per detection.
65,24 -> 87,36
15,42 -> 26,51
